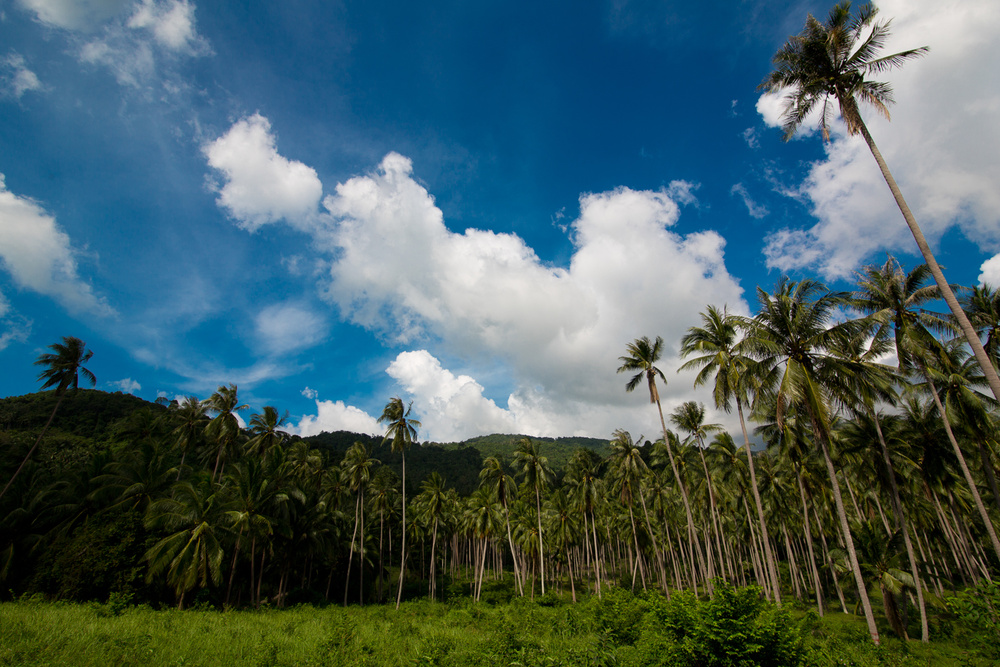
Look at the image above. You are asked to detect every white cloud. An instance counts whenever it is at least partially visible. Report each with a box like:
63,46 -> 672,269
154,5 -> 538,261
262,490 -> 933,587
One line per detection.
759,0 -> 1000,278
1,53 -> 43,99
980,254 -> 1000,287
0,289 -> 32,351
18,0 -> 130,31
204,114 -> 324,232
110,377 -> 141,393
254,302 -> 327,355
0,174 -> 114,317
210,117 -> 751,440
731,183 -> 769,219
77,0 -> 209,87
301,386 -> 318,400
128,0 -> 199,52
295,398 -> 382,438
742,127 -> 759,149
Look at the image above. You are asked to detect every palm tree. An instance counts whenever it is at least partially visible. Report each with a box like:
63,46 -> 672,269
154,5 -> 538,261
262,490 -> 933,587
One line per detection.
962,284 -> 1000,369
565,449 -> 605,597
342,440 -> 378,605
1,337 -> 95,501
204,384 -> 248,482
853,257 -> 1000,562
414,471 -> 447,601
168,396 -> 209,480
761,1 -> 1000,404
679,306 -> 781,603
742,278 -> 881,644
618,336 -> 707,591
144,478 -> 226,608
247,406 -> 290,458
378,396 -> 420,609
608,429 -> 662,592
513,437 -> 552,595
479,456 -> 523,596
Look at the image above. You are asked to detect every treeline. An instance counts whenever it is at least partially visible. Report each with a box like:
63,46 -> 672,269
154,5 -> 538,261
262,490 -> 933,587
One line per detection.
1,257 -> 999,651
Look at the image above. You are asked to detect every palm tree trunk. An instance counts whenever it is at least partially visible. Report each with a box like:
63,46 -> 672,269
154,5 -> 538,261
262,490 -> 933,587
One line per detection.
794,463 -> 824,616
345,492 -> 361,606
922,370 -> 1000,561
535,486 -> 546,595
638,490 -> 667,592
871,411 -> 929,641
856,119 -> 1000,404
0,390 -> 65,501
503,502 -> 524,597
807,402 -> 881,645
737,397 -> 782,604
396,452 -> 407,609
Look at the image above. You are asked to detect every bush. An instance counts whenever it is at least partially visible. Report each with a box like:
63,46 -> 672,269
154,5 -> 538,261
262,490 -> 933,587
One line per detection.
945,580 -> 1000,660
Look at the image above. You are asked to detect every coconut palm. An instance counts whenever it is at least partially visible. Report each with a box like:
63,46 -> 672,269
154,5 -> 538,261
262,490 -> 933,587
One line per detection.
852,257 -> 1000,563
168,396 -> 209,480
962,284 -> 1000,369
204,384 -> 248,482
742,278 -> 881,644
144,478 -> 227,608
565,448 -> 605,596
1,337 -> 95,501
378,396 -> 420,609
513,437 -> 552,595
618,336 -> 707,591
679,306 -> 782,602
246,406 -> 290,458
342,440 -> 378,605
761,1 -> 1000,403
479,456 -> 523,596
414,471 -> 447,601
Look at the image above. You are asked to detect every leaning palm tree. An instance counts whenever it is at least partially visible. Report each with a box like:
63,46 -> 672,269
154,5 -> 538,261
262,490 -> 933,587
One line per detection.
679,306 -> 781,603
1,336 -> 95,501
378,396 -> 420,609
761,1 -> 1000,403
742,278 -> 881,645
618,336 -> 707,591
479,456 -> 524,596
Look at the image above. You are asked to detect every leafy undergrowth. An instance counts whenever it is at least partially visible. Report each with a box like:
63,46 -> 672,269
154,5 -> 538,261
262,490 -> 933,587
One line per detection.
0,584 -> 995,667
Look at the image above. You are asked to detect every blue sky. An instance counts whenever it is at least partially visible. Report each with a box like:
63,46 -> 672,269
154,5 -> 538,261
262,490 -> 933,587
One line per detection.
1,0 -> 998,442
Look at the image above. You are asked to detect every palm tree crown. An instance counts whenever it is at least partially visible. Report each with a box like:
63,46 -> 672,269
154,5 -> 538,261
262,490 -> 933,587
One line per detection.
35,336 -> 95,393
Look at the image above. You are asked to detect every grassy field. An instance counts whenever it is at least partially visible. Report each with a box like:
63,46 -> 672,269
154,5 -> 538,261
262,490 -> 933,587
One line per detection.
0,588 -> 995,667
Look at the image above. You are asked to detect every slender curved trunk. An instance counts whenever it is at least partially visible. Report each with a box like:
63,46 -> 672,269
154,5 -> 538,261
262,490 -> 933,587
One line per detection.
737,397 -> 782,604
871,410 -> 929,641
922,370 -> 1000,562
653,395 -> 709,595
804,392 -> 880,645
638,491 -> 667,592
0,391 -> 66,501
345,492 -> 361,606
793,462 -> 824,616
856,119 -> 1000,404
535,485 -> 546,595
396,452 -> 407,609
627,500 -> 646,591
503,501 -> 524,597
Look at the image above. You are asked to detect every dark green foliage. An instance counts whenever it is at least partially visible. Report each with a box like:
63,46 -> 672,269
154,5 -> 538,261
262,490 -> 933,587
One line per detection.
945,580 -> 1000,660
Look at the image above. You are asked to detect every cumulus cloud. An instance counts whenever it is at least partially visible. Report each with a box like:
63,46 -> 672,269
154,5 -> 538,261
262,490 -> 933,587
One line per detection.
295,398 -> 382,438
0,289 -> 32,351
204,114 -> 324,231
980,255 -> 1000,287
759,0 -> 1000,278
110,377 -> 141,393
127,0 -> 200,52
254,302 -> 327,356
1,53 -> 43,99
0,174 -> 114,317
209,116 -> 750,440
18,0 -> 131,31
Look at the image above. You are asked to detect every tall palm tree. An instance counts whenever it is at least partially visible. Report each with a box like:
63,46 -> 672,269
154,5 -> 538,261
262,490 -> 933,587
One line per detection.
378,396 -> 420,609
513,437 -> 552,595
479,456 -> 523,596
761,1 -> 1000,404
742,278 -> 881,644
618,336 -> 707,591
679,306 -> 781,603
204,384 -> 248,482
565,448 -> 605,597
1,337 -> 95,501
608,428 -> 663,592
961,284 -> 1000,369
342,440 -> 378,605
853,258 -> 1000,562
414,471 -> 447,601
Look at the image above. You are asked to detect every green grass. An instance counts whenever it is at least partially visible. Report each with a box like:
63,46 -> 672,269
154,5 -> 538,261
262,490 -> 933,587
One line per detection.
0,592 -> 994,667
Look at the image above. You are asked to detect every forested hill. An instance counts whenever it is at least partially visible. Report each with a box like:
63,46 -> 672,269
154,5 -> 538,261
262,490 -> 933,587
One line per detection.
0,390 -> 610,496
